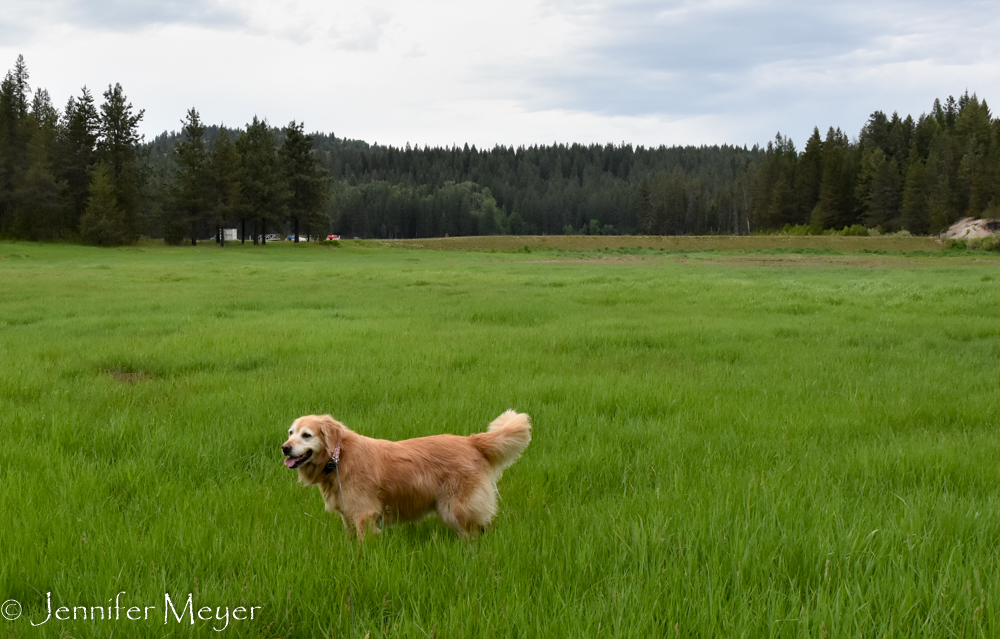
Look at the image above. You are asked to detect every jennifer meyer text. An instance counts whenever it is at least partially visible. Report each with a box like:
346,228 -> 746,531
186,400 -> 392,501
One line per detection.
7,592 -> 262,632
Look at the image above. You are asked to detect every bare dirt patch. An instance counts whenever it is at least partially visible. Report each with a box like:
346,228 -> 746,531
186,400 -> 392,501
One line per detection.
108,370 -> 153,384
369,235 -> 944,253
527,255 -> 649,264
704,255 -> 910,269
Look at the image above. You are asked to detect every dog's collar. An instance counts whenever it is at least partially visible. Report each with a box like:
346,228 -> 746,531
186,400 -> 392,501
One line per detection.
324,443 -> 341,474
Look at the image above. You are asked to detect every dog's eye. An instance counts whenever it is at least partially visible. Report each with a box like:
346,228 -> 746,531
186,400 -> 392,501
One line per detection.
303,433 -> 312,439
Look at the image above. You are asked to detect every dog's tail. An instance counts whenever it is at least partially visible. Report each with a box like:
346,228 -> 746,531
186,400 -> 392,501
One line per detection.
471,410 -> 532,480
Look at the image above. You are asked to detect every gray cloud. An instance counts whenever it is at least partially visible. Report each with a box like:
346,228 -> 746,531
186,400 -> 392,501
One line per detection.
0,0 -> 247,45
4,0 -> 998,148
513,0 -> 1000,120
71,0 -> 246,29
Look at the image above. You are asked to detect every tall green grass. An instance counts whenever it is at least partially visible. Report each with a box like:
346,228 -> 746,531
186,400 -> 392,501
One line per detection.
1,240 -> 999,637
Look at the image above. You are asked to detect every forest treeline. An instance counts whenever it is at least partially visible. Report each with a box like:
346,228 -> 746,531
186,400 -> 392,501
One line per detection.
2,54 -> 999,244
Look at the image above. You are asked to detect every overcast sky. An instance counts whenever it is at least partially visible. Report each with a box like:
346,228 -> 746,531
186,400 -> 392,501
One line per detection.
2,1 -> 998,149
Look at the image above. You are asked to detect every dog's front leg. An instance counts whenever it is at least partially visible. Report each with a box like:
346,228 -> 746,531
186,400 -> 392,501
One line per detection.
353,510 -> 382,540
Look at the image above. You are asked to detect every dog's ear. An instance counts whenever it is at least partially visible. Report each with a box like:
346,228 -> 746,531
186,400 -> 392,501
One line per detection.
316,415 -> 344,455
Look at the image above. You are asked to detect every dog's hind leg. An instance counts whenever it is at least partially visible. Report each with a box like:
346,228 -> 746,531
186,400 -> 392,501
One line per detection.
439,484 -> 496,537
436,499 -> 471,537
465,482 -> 498,532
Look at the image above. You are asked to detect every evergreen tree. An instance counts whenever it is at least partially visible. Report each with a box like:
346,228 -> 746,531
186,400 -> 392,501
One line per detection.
80,162 -> 131,245
856,148 -> 902,229
0,54 -> 32,234
900,156 -> 928,234
872,156 -> 902,229
96,83 -> 144,244
924,138 -> 957,234
750,133 -> 797,229
280,121 -> 328,241
910,114 -> 940,163
768,174 -> 796,227
796,128 -> 823,221
814,127 -> 857,230
236,116 -> 286,244
954,95 -> 994,215
7,88 -> 65,239
636,178 -> 653,233
209,129 -> 242,246
886,112 -> 914,166
58,87 -> 100,232
170,108 -> 212,245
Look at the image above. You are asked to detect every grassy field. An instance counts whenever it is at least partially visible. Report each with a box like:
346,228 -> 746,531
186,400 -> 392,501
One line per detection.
1,238 -> 999,638
370,233 -> 947,253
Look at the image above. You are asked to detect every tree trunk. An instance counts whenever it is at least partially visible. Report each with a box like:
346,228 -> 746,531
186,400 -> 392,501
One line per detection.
253,219 -> 258,245
220,226 -> 225,247
241,218 -> 246,244
261,219 -> 266,245
191,221 -> 197,246
294,217 -> 299,243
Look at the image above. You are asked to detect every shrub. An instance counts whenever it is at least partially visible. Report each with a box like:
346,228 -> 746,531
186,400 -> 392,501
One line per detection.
779,224 -> 811,236
967,234 -> 1000,251
837,224 -> 869,237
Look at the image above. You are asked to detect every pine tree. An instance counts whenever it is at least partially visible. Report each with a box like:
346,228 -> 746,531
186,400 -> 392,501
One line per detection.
280,121 -> 327,241
7,88 -> 65,239
96,83 -> 144,244
924,139 -> 957,234
209,129 -> 242,246
767,173 -> 796,228
636,178 -> 653,233
80,162 -> 130,245
900,156 -> 928,234
236,116 -> 287,244
0,55 -> 32,235
954,95 -> 994,216
796,128 -> 823,221
856,149 -> 902,229
58,87 -> 100,232
170,108 -> 212,245
814,127 -> 857,230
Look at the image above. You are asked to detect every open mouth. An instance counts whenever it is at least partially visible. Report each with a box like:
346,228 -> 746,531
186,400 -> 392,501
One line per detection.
284,449 -> 313,469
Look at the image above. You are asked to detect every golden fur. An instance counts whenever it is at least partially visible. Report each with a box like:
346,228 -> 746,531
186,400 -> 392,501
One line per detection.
281,410 -> 531,538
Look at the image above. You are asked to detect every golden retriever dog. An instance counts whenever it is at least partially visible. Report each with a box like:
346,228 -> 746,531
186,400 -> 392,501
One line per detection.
281,410 -> 531,538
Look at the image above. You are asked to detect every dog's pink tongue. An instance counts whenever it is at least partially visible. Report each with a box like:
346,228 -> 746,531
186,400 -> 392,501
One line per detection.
284,457 -> 298,468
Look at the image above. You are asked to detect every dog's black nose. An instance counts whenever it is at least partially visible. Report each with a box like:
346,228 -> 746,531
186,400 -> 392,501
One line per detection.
282,445 -> 291,455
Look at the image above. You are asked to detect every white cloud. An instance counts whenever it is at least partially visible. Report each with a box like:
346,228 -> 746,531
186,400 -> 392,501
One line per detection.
1,0 -> 998,148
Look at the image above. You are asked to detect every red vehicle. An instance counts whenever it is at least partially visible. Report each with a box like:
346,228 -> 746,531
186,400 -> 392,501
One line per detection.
326,234 -> 340,240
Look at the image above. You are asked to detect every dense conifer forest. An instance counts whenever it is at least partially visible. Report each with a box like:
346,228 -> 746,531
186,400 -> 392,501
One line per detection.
1,55 -> 998,244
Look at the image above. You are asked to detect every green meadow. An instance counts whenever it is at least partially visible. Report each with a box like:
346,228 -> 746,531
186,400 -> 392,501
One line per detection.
1,238 -> 999,638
